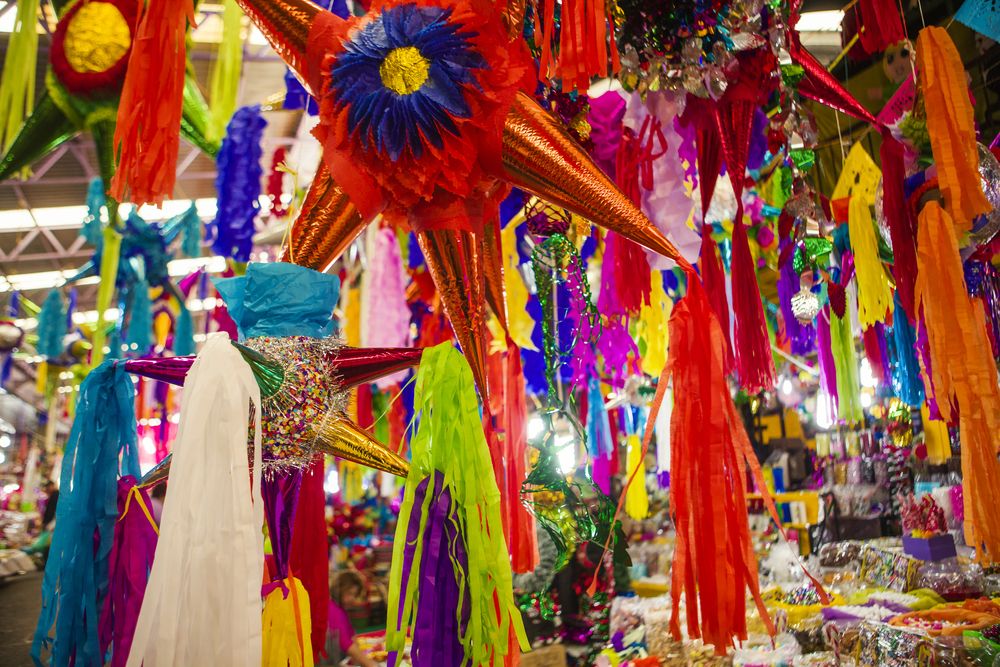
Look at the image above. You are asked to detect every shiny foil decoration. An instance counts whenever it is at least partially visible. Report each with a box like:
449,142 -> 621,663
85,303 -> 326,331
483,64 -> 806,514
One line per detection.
415,228 -> 491,400
124,344 -> 423,388
501,92 -> 687,267
790,287 -> 821,325
970,143 -> 1000,245
0,97 -> 78,181
134,338 -> 421,485
281,162 -> 366,271
233,0 -> 319,92
481,215 -> 509,331
242,335 -> 349,472
314,414 -> 409,477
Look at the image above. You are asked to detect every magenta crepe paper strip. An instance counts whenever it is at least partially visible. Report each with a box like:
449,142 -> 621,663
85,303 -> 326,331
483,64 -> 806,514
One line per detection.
99,477 -> 158,667
587,91 -> 627,176
816,308 -> 838,407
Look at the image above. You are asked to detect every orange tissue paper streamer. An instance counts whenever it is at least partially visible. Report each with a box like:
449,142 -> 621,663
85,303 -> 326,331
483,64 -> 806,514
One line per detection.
915,201 -> 1000,562
111,0 -> 195,206
915,27 -> 991,232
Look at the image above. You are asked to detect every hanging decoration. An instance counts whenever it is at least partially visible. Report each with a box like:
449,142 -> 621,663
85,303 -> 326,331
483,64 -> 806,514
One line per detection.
99,479 -> 159,667
211,105 -> 267,263
32,362 -> 141,666
126,335 -> 264,667
914,201 -> 1000,562
386,343 -> 529,665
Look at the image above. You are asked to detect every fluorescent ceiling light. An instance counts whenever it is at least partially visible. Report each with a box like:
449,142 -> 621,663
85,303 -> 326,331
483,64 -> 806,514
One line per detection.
796,10 -> 844,32
1,255 -> 228,294
0,198 -> 219,234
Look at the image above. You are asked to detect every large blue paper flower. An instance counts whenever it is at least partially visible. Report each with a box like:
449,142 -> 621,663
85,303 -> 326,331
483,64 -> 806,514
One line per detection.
330,3 -> 487,160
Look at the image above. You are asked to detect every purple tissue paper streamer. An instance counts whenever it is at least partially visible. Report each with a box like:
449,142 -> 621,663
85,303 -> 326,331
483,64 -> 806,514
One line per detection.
390,473 -> 469,667
747,108 -> 769,171
776,243 -> 816,355
816,309 -> 838,407
99,477 -> 158,667
262,470 -> 303,581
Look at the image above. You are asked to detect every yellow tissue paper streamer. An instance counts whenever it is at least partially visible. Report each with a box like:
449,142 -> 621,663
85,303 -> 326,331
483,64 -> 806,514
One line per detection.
625,434 -> 649,520
262,577 -> 314,667
848,196 -> 892,328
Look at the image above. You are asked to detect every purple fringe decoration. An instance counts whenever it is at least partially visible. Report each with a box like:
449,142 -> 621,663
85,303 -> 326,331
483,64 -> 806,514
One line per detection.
816,308 -> 838,407
391,473 -> 469,667
210,105 -> 267,262
776,243 -> 816,355
99,477 -> 158,667
747,108 -> 769,171
262,470 -> 302,581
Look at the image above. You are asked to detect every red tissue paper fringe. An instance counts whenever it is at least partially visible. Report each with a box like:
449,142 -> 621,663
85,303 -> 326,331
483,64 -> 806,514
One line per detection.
487,340 -> 539,574
856,0 -> 905,55
290,455 -> 330,659
111,0 -> 195,206
536,0 -> 620,93
730,217 -> 775,392
880,135 -> 918,320
699,231 -> 733,372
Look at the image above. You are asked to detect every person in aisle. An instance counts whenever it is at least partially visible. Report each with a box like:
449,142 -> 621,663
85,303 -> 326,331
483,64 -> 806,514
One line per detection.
21,480 -> 58,563
40,480 -> 58,530
325,571 -> 377,667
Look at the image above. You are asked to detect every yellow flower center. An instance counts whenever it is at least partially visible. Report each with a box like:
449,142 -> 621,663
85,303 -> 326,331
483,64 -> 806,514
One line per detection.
64,2 -> 131,74
379,46 -> 430,96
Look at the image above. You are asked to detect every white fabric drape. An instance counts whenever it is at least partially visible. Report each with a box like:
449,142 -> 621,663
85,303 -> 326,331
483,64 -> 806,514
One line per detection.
127,334 -> 264,667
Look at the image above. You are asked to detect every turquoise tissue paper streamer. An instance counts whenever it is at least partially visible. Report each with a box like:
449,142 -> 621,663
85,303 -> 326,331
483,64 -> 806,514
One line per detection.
173,303 -> 196,356
37,289 -> 67,359
214,263 -> 341,340
125,282 -> 152,352
32,362 -> 140,666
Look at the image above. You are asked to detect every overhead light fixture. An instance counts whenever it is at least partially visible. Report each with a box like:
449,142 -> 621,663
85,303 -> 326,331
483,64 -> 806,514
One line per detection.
796,10 -> 844,32
1,255 -> 228,295
0,198 -> 220,235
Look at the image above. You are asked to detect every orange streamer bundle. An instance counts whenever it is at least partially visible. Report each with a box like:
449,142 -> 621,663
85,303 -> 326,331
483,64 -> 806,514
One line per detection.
915,27 -> 991,232
915,201 -> 1000,562
536,0 -> 619,92
665,273 -> 773,653
111,0 -> 195,206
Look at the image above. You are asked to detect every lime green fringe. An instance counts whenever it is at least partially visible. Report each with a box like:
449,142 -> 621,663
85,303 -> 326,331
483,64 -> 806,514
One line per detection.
0,0 -> 41,170
387,342 -> 529,665
209,0 -> 245,141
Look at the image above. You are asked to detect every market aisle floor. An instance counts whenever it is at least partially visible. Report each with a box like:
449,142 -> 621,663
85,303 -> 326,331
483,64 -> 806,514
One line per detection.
0,572 -> 42,666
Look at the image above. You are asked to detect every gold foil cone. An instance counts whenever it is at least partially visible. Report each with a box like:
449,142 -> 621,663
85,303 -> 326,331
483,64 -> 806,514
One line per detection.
481,214 -> 509,332
501,91 -> 686,267
281,162 -> 369,271
314,414 -> 410,477
234,0 -> 321,89
138,414 -> 409,488
415,228 -> 491,401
